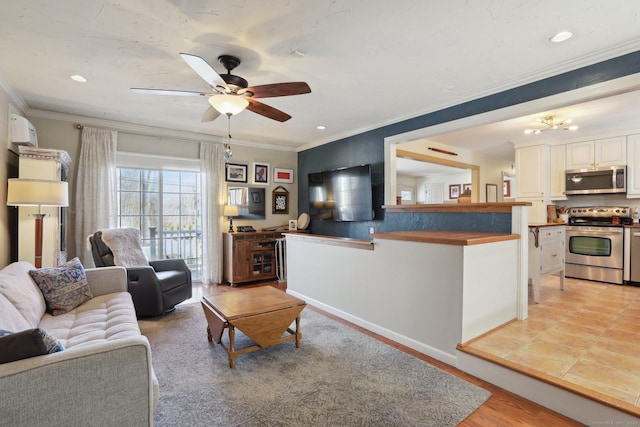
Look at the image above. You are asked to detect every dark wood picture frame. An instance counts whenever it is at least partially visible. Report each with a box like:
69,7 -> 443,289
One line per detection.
449,184 -> 461,199
503,180 -> 511,197
253,162 -> 270,185
272,185 -> 289,214
225,163 -> 248,183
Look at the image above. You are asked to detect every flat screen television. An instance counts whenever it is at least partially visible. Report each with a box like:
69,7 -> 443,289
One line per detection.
308,164 -> 374,221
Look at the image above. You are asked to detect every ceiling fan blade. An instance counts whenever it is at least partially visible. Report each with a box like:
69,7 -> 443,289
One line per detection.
179,53 -> 228,91
246,82 -> 311,98
246,98 -> 291,122
201,106 -> 221,122
131,88 -> 208,96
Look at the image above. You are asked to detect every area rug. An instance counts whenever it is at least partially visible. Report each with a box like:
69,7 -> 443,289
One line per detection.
139,302 -> 490,426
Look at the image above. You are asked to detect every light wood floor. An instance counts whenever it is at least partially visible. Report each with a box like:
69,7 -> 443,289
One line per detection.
462,275 -> 640,418
184,281 -> 583,426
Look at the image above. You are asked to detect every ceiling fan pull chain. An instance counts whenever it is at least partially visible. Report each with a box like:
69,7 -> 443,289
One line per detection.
223,113 -> 233,163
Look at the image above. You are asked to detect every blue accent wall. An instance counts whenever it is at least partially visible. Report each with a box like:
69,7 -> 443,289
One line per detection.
298,50 -> 640,238
384,212 -> 512,234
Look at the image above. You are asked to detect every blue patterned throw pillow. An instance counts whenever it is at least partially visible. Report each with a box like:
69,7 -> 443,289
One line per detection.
29,257 -> 93,316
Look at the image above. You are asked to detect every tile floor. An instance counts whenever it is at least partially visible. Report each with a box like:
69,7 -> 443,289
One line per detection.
466,274 -> 640,411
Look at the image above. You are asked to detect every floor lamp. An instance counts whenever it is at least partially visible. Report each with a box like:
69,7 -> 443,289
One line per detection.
7,178 -> 69,268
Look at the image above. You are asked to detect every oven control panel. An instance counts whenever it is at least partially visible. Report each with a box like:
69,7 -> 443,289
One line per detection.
569,206 -> 630,218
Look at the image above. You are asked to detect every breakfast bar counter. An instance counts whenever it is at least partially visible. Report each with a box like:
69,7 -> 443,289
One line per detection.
371,230 -> 520,246
285,228 -> 519,366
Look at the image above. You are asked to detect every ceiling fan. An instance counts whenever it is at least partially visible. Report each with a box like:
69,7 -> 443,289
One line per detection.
131,53 -> 311,122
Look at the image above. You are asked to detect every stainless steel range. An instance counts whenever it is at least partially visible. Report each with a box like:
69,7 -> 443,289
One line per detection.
565,206 -> 631,285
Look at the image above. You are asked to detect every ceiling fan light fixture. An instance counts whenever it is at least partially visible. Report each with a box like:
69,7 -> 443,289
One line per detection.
209,95 -> 249,116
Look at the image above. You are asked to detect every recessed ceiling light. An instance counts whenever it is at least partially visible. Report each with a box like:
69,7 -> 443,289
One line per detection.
550,31 -> 573,43
70,75 -> 87,82
316,125 -> 326,130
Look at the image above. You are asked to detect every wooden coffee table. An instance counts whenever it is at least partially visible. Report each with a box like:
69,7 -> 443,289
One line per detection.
201,286 -> 306,368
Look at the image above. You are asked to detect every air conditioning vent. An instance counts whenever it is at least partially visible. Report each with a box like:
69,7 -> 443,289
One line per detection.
9,113 -> 38,152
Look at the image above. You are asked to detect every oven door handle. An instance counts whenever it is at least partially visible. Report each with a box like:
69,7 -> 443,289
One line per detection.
569,230 -> 622,237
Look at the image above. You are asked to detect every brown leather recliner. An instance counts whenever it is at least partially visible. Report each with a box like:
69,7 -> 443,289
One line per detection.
89,230 -> 192,317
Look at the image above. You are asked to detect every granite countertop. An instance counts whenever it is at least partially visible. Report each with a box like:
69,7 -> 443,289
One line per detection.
370,230 -> 520,246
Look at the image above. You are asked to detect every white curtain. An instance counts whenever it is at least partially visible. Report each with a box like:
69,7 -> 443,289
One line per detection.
200,142 -> 225,284
74,127 -> 117,266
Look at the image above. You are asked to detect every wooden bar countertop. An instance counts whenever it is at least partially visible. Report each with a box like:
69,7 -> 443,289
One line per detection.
383,201 -> 531,214
370,230 -> 520,246
528,222 -> 567,228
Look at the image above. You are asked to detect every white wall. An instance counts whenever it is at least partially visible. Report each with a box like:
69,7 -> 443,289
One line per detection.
286,234 -> 518,365
0,84 -> 22,267
26,115 -> 298,259
0,87 -> 13,266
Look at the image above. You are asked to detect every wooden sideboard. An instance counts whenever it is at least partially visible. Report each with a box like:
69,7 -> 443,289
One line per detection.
222,231 -> 283,286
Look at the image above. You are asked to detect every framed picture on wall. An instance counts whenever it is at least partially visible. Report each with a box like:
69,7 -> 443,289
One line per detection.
449,184 -> 460,199
503,180 -> 511,197
225,163 -> 247,183
462,183 -> 472,192
272,186 -> 289,214
253,162 -> 270,185
273,167 -> 294,183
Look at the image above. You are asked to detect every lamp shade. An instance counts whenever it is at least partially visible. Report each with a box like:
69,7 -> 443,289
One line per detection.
223,205 -> 239,217
7,179 -> 69,207
209,95 -> 249,116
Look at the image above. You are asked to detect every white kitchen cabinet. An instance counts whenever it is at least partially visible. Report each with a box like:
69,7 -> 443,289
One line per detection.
627,134 -> 640,197
515,144 -> 550,223
565,141 -> 593,169
549,144 -> 566,199
528,225 -> 565,303
565,136 -> 626,169
516,144 -> 548,198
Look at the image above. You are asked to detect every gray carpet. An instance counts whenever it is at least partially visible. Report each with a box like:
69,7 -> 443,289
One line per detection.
139,301 -> 490,426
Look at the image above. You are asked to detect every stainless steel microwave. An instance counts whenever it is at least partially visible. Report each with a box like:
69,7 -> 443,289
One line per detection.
565,166 -> 626,195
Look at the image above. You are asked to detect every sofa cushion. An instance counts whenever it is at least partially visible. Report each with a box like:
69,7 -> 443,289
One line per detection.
0,295 -> 32,332
0,262 -> 46,329
29,258 -> 93,316
38,292 -> 140,350
0,328 -> 64,364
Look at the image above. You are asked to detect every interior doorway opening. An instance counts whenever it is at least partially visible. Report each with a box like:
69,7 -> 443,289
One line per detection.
395,149 -> 480,204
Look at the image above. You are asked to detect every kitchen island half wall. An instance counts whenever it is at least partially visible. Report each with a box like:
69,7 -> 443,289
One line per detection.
285,230 -> 520,366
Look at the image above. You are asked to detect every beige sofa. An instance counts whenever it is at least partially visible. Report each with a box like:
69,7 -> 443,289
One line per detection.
0,261 -> 158,426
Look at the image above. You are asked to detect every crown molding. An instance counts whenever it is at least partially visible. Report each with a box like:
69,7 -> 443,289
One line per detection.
0,70 -> 28,113
26,109 -> 296,152
300,41 -> 640,152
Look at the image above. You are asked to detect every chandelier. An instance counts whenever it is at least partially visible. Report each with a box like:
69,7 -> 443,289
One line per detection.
524,115 -> 578,135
